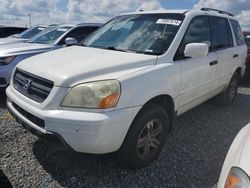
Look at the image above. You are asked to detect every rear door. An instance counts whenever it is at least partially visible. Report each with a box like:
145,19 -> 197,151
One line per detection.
229,19 -> 247,75
209,16 -> 235,88
175,16 -> 218,111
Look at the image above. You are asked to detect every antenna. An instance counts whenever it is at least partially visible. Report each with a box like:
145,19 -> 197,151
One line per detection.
28,14 -> 32,27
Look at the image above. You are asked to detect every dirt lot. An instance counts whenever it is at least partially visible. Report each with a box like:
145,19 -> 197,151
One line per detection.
1,84 -> 250,188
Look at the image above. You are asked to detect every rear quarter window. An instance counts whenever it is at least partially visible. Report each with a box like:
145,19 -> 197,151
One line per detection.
230,19 -> 245,46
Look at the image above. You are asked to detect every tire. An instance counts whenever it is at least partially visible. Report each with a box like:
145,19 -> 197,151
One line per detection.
118,104 -> 169,169
214,72 -> 241,106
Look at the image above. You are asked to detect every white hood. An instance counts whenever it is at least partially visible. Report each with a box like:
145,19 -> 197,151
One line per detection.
17,46 -> 157,87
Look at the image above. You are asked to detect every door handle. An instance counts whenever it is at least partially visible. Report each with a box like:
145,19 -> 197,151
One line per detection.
233,54 -> 239,58
209,60 -> 218,66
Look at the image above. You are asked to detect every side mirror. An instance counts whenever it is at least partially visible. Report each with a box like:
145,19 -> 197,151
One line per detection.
184,43 -> 209,58
65,37 -> 78,46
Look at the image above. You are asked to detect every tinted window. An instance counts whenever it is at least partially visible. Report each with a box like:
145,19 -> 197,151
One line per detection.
0,28 -> 8,37
175,16 -> 211,60
0,27 -> 26,38
59,26 -> 98,45
20,26 -> 46,39
31,26 -> 72,44
210,17 -> 233,50
230,19 -> 245,46
84,14 -> 184,55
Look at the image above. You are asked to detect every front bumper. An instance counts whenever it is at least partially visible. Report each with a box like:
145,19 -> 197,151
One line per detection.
0,65 -> 13,89
7,105 -> 73,150
6,86 -> 141,154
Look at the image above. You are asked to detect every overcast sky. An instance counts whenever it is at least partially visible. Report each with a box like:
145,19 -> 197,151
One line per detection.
0,0 -> 249,30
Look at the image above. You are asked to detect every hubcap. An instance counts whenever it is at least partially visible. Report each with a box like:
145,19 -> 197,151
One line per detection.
136,119 -> 163,160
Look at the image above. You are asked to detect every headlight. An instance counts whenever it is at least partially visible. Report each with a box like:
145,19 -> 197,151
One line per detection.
224,167 -> 250,188
0,56 -> 16,65
61,80 -> 121,109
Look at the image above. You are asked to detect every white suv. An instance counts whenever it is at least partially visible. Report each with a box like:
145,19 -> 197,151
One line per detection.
7,8 -> 247,168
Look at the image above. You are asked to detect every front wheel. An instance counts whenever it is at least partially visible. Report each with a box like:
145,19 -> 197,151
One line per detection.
214,72 -> 240,106
118,104 -> 169,169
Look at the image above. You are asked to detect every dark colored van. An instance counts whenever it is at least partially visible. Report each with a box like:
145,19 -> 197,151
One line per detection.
0,26 -> 27,38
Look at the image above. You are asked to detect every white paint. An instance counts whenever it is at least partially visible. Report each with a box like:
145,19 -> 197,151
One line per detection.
6,9 -> 247,155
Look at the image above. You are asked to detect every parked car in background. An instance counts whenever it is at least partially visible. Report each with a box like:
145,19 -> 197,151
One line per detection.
6,8 -> 247,168
0,26 -> 27,38
217,123 -> 250,188
0,25 -> 47,45
243,32 -> 250,76
0,23 -> 101,91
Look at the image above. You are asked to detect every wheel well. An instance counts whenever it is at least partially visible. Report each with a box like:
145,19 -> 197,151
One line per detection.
142,95 -> 176,132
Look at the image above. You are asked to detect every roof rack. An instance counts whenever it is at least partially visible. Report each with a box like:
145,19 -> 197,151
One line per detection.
201,7 -> 234,17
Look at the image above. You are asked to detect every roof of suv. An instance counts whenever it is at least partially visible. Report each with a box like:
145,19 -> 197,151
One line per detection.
123,8 -> 235,19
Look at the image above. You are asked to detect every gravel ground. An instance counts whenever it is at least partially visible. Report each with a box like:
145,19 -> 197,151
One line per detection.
1,84 -> 250,188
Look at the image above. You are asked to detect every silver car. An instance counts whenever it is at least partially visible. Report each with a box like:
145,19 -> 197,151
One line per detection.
0,23 -> 101,91
0,25 -> 48,45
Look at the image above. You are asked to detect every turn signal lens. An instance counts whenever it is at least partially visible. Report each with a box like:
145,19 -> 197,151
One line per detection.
225,175 -> 240,188
98,93 -> 120,109
224,167 -> 250,188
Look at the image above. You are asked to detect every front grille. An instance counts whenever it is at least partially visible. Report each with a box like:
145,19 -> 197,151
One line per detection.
13,68 -> 54,103
0,77 -> 7,85
12,102 -> 45,128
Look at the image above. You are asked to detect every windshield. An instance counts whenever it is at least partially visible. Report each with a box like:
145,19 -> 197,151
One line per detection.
30,26 -> 72,44
84,13 -> 184,55
245,35 -> 250,47
20,26 -> 46,39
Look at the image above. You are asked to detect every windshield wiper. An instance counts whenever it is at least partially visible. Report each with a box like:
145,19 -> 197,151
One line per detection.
81,43 -> 87,47
106,46 -> 136,53
135,51 -> 162,56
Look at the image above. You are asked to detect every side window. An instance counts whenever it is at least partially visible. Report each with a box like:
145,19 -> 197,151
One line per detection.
175,16 -> 211,60
2,28 -> 12,37
9,28 -> 18,35
210,17 -> 233,50
230,19 -> 245,46
58,27 -> 98,45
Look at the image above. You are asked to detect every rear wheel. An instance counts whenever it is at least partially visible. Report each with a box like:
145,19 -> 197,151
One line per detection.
214,72 -> 240,106
118,104 -> 169,169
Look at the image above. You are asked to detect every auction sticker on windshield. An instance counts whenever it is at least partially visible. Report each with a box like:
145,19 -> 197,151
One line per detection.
156,19 -> 182,26
57,28 -> 69,32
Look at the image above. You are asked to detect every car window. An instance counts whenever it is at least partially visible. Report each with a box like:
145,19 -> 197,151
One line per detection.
0,27 -> 26,38
230,19 -> 245,46
175,16 -> 211,60
210,17 -> 233,50
20,26 -> 46,39
30,26 -> 72,44
58,26 -> 99,45
10,28 -> 26,35
0,28 -> 7,37
84,14 -> 184,55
